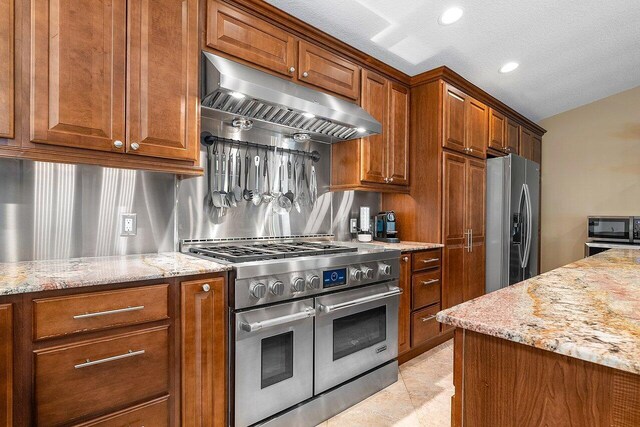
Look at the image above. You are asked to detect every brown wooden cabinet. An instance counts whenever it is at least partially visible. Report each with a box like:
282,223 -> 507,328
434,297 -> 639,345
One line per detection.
488,108 -> 506,152
0,304 -> 12,427
360,70 -> 388,184
442,152 -> 485,314
0,0 -> 14,139
532,134 -> 542,164
398,254 -> 412,355
297,41 -> 360,100
519,126 -> 533,161
30,0 -> 198,163
206,1 -> 296,78
387,82 -> 410,185
443,84 -> 487,159
505,118 -> 520,155
181,277 -> 227,427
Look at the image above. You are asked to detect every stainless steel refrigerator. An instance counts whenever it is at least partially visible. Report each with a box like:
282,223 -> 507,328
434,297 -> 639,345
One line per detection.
486,154 -> 540,293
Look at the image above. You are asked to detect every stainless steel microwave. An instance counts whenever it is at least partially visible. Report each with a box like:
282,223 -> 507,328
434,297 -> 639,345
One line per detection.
587,216 -> 640,243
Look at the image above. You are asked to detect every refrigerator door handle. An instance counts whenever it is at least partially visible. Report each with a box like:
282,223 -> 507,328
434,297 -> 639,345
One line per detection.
522,183 -> 533,269
517,184 -> 526,268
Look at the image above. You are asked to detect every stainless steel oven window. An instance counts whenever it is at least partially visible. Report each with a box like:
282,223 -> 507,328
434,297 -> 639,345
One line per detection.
333,306 -> 386,361
261,331 -> 294,388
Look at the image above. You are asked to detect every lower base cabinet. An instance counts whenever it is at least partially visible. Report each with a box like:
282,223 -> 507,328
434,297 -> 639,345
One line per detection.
181,277 -> 227,427
0,304 -> 12,427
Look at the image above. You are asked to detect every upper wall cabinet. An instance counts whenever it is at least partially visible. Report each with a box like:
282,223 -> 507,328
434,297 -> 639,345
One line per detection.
505,117 -> 520,155
297,41 -> 360,100
488,108 -> 521,156
206,1 -> 296,78
30,0 -> 198,162
0,0 -> 14,139
443,84 -> 487,159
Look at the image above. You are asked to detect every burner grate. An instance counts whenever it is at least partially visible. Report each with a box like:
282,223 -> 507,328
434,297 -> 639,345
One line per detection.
189,241 -> 357,263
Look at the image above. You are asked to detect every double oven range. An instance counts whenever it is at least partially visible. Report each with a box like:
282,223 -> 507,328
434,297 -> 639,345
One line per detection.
185,240 -> 401,426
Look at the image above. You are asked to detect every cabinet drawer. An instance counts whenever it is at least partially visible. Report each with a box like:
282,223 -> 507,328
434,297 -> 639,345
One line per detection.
35,326 -> 169,426
33,284 -> 169,340
412,269 -> 441,310
412,249 -> 442,272
411,304 -> 440,347
74,396 -> 169,427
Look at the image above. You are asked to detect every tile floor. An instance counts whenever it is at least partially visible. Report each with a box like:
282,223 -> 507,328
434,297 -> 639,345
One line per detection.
317,340 -> 454,427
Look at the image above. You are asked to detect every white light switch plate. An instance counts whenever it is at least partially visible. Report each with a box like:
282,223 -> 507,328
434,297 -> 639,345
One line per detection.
120,213 -> 137,236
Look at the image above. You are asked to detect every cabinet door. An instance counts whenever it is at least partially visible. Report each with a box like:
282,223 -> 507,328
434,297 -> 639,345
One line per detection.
488,108 -> 505,152
532,134 -> 542,165
398,254 -> 412,354
360,70 -> 388,184
387,82 -> 410,186
464,159 -> 486,301
443,84 -> 467,154
127,0 -> 199,161
0,0 -> 14,138
505,118 -> 520,155
520,127 -> 533,161
465,96 -> 488,158
31,0 -> 126,152
207,2 -> 296,77
298,41 -> 360,100
0,304 -> 12,427
181,277 -> 226,427
442,152 -> 467,315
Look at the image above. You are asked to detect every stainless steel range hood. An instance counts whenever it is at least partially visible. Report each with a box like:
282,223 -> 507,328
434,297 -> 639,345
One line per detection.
201,52 -> 381,143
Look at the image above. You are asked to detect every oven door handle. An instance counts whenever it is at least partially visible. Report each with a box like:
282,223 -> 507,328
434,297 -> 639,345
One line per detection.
239,307 -> 315,332
317,287 -> 402,314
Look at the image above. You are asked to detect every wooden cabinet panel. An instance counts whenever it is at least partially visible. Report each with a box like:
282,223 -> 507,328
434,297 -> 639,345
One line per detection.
298,41 -> 360,100
412,269 -> 441,310
466,97 -> 488,158
181,277 -> 226,427
360,69 -> 387,184
398,254 -> 412,355
206,1 -> 296,77
532,134 -> 542,165
387,82 -> 410,185
443,84 -> 467,154
33,284 -> 169,340
127,0 -> 199,161
31,0 -> 126,152
35,326 -> 169,426
505,118 -> 520,155
411,304 -> 440,347
465,159 -> 486,301
488,109 -> 505,152
520,127 -> 533,161
75,396 -> 169,427
0,304 -> 12,427
0,0 -> 14,138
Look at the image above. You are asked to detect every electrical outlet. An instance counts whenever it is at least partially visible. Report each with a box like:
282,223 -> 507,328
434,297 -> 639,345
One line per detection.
350,218 -> 358,234
120,213 -> 137,236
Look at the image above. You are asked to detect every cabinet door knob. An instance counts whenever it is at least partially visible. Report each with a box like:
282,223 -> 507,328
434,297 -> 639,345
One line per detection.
389,177 -> 394,183
113,140 -> 123,149
130,142 -> 140,151
402,256 -> 409,262
302,71 -> 309,78
202,284 -> 211,292
289,66 -> 295,73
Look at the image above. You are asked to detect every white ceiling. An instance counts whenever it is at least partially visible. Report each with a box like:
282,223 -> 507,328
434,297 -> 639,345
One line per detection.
267,0 -> 640,121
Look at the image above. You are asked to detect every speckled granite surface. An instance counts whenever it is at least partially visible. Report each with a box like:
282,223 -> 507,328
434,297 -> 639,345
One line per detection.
352,240 -> 444,252
437,249 -> 640,374
0,252 -> 230,296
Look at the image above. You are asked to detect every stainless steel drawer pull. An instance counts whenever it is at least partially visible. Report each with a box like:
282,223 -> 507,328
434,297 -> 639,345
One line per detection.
421,258 -> 440,263
73,305 -> 145,319
74,349 -> 145,369
420,279 -> 439,286
421,315 -> 437,322
318,287 -> 402,314
239,308 -> 315,332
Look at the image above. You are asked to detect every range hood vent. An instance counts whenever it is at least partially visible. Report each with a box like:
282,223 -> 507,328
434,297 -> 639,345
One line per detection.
201,52 -> 381,143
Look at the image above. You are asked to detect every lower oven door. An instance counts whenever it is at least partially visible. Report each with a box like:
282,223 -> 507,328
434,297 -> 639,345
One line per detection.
234,299 -> 315,427
314,282 -> 400,394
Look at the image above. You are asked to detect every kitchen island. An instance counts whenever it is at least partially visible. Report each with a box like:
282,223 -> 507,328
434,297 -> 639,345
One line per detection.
437,249 -> 640,426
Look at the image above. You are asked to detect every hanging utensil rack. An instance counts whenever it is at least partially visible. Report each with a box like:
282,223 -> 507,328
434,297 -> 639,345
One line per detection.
201,132 -> 321,163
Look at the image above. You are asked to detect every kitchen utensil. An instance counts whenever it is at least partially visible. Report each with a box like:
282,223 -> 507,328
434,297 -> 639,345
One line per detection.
243,150 -> 253,201
274,157 -> 292,215
227,150 -> 237,207
211,144 -> 224,209
219,146 -> 230,208
233,150 -> 243,203
298,158 -> 308,207
284,154 -> 294,202
261,148 -> 273,204
293,158 -> 301,213
309,164 -> 317,205
252,155 -> 261,206
205,144 -> 214,209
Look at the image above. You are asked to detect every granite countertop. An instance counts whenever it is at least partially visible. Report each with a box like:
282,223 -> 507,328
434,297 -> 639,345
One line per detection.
352,240 -> 444,252
0,252 -> 231,297
437,249 -> 640,375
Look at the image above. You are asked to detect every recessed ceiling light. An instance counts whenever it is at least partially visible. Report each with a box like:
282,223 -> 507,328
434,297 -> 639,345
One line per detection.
499,62 -> 519,73
439,7 -> 463,25
230,91 -> 245,99
302,112 -> 315,118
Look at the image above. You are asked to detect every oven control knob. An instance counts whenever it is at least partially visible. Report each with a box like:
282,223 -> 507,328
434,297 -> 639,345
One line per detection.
250,282 -> 267,299
361,266 -> 374,280
350,268 -> 363,282
291,277 -> 306,293
307,275 -> 320,289
379,263 -> 392,276
270,281 -> 285,296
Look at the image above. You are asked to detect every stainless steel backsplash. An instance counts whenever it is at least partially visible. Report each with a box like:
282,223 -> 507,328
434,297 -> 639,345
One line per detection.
0,159 -> 176,262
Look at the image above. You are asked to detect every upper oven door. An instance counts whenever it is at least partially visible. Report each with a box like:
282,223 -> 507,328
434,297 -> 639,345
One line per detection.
588,216 -> 632,242
234,299 -> 315,427
314,282 -> 400,395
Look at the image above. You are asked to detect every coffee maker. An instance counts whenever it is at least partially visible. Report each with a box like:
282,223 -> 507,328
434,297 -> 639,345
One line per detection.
374,211 -> 400,243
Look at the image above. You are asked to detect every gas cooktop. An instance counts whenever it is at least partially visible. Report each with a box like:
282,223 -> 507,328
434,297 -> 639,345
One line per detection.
188,241 -> 358,263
